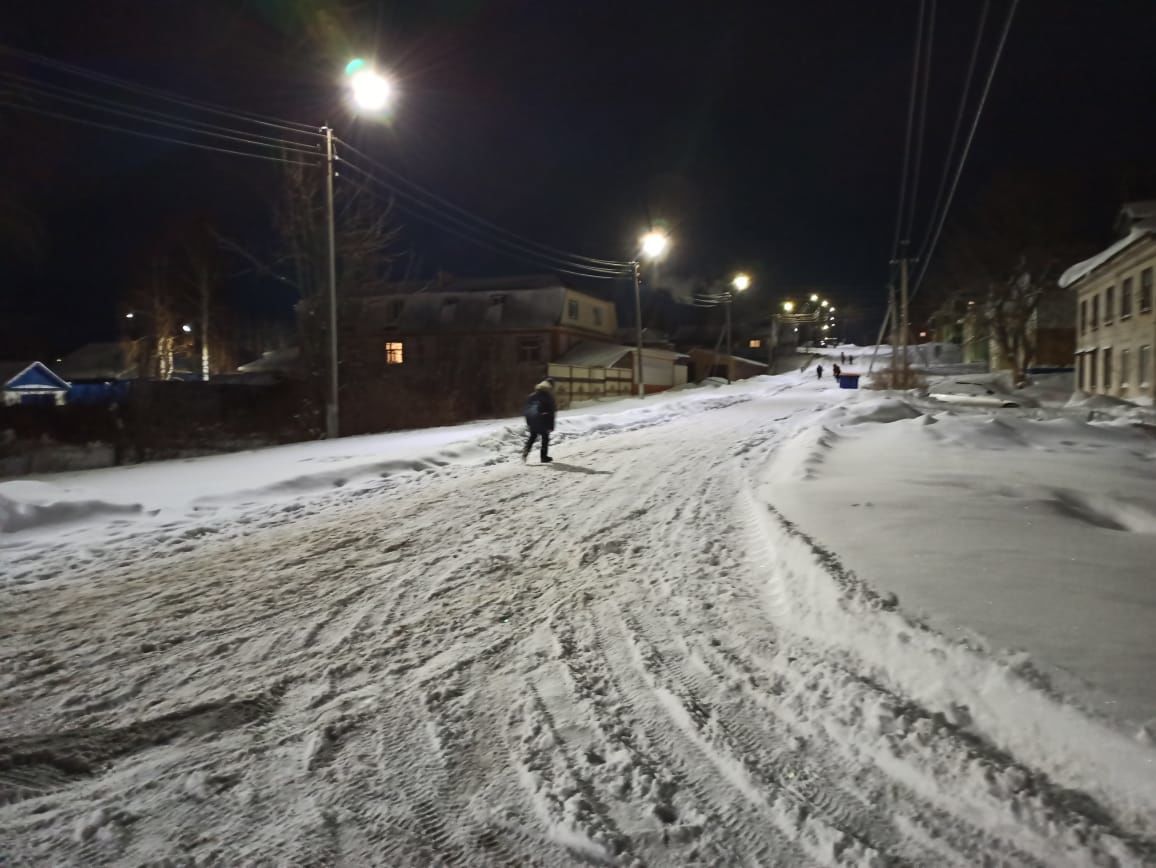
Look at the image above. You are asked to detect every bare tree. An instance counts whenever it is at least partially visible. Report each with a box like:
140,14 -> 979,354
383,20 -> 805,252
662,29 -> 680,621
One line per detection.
935,172 -> 1094,384
275,157 -> 400,429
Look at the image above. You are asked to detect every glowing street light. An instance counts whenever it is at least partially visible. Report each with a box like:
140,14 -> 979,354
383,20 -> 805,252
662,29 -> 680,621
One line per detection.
731,272 -> 751,292
820,300 -> 829,308
632,229 -> 670,397
782,300 -> 795,312
125,312 -> 135,319
318,58 -> 399,440
640,230 -> 669,260
181,323 -> 193,334
810,293 -> 819,302
350,68 -> 394,112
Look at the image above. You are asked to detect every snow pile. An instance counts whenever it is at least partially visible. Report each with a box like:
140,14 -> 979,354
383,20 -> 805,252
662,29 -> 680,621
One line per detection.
766,395 -> 1156,730
0,480 -> 142,533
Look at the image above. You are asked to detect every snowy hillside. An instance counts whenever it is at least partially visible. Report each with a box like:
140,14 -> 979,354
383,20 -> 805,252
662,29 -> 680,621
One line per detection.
2,372 -> 1155,866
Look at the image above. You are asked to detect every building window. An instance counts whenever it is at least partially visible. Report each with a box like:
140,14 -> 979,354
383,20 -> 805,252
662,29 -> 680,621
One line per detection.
385,341 -> 404,365
1121,348 -> 1130,387
749,339 -> 762,349
1077,354 -> 1085,391
1104,285 -> 1114,324
1080,299 -> 1087,335
518,337 -> 543,363
1091,295 -> 1099,330
1089,349 -> 1097,392
593,307 -> 603,327
567,300 -> 580,320
1141,269 -> 1154,313
1103,347 -> 1112,392
1140,345 -> 1152,387
1121,279 -> 1133,318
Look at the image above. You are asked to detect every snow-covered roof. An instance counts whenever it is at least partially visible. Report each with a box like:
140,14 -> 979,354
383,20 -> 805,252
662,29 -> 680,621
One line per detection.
237,347 -> 300,374
56,342 -> 135,381
366,287 -> 571,332
1058,220 -> 1156,289
0,360 -> 70,391
555,341 -> 632,368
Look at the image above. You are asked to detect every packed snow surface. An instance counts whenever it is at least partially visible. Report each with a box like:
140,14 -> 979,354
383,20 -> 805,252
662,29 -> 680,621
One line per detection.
2,372 -> 1155,866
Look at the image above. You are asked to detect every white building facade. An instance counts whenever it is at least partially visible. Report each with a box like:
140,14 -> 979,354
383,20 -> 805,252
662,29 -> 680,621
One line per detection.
1061,203 -> 1156,403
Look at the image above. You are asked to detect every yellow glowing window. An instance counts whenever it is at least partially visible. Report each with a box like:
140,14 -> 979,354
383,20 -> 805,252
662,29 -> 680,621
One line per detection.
385,341 -> 404,364
749,339 -> 762,348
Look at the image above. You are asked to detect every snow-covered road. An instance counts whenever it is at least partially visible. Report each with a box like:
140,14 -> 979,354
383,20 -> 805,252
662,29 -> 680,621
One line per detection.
2,376 -> 1154,866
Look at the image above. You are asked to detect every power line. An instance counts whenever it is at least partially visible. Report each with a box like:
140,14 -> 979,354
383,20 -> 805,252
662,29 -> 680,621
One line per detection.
2,75 -> 321,158
347,170 -> 629,281
902,0 -> 937,245
890,0 -> 926,261
336,138 -> 633,270
337,158 -> 632,278
911,0 -> 1020,300
2,101 -> 316,166
0,42 -> 321,137
0,69 -> 321,152
915,0 -> 990,267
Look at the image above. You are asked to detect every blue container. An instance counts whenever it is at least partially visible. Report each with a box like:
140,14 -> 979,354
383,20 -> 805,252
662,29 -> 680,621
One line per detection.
837,373 -> 860,389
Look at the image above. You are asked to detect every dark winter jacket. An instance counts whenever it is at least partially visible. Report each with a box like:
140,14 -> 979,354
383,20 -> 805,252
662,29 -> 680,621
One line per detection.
524,381 -> 557,434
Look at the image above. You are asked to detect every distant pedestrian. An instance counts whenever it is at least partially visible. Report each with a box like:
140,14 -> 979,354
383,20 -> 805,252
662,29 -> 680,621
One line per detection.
832,363 -> 842,379
522,377 -> 556,463
816,365 -> 824,380
840,352 -> 846,364
848,355 -> 855,364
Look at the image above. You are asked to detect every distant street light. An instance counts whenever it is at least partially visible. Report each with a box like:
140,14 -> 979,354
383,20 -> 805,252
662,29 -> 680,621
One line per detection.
125,312 -> 135,319
181,323 -> 193,334
731,272 -> 751,292
820,299 -> 829,308
782,300 -> 795,313
810,293 -> 819,302
632,230 -> 670,397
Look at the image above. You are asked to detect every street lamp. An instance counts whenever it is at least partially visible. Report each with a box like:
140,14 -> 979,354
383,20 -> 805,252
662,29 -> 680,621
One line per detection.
632,230 -> 669,397
782,300 -> 795,313
721,272 -> 751,381
319,59 -> 396,439
810,293 -> 819,302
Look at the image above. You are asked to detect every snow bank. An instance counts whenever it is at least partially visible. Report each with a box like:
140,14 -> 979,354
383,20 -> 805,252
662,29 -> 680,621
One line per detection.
0,378 -> 765,540
0,481 -> 142,533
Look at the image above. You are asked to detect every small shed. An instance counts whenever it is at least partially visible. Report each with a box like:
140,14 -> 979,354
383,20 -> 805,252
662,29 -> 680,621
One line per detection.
1,361 -> 71,407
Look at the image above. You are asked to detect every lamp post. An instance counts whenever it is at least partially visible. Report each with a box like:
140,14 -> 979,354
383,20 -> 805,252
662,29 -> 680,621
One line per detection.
724,273 -> 751,382
633,230 -> 669,397
322,60 -> 395,439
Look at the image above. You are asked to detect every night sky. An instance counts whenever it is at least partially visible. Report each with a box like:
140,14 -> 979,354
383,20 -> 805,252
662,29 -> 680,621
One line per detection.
3,0 -> 1155,353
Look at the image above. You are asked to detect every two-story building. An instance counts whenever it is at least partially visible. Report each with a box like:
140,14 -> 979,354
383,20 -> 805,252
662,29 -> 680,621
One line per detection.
1061,202 -> 1156,401
337,275 -> 687,433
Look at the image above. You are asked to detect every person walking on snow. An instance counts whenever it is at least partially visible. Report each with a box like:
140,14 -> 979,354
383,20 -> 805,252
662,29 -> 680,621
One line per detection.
816,364 -> 824,380
832,363 -> 842,379
522,377 -> 556,463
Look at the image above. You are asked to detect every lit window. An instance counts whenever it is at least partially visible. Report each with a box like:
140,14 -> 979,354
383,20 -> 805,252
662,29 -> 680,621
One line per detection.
567,300 -> 579,320
748,339 -> 762,349
385,341 -> 404,365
